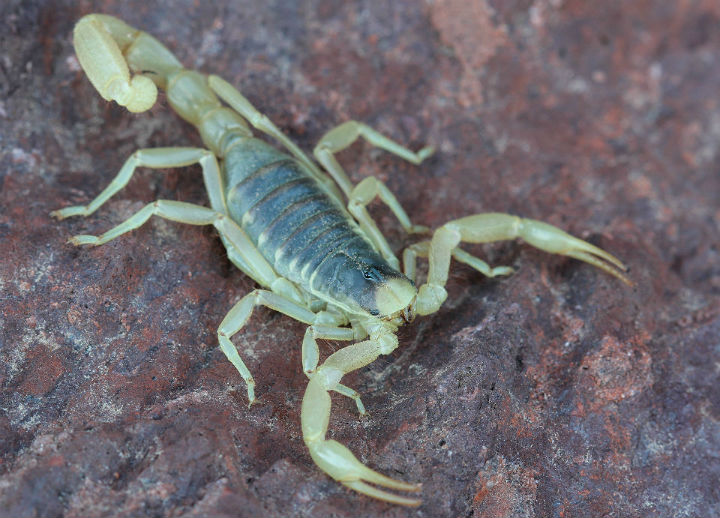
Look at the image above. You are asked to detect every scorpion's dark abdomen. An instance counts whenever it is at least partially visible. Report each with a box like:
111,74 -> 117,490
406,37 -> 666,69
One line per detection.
223,136 -> 376,288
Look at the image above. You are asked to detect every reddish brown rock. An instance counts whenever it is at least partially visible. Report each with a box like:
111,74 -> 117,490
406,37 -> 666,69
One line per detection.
1,0 -> 718,516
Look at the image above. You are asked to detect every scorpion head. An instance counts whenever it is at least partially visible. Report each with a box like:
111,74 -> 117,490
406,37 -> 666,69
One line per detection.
320,252 -> 417,320
370,266 -> 417,320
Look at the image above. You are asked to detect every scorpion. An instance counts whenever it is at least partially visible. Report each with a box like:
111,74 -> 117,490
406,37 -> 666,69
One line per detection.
52,14 -> 632,507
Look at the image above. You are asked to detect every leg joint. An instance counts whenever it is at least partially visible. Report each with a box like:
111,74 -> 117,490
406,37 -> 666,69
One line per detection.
312,365 -> 344,390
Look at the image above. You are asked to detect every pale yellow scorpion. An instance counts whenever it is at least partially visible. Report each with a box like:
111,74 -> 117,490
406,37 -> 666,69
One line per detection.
52,14 -> 631,506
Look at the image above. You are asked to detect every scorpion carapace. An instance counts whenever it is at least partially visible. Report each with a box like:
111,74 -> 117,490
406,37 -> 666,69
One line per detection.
53,13 -> 631,507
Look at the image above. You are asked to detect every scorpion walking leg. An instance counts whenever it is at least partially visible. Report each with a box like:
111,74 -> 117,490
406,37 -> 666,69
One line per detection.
207,75 -> 343,201
64,201 -> 222,246
301,335 -> 422,506
218,289 -> 322,405
412,212 -> 632,315
51,148 -> 226,218
345,176 -> 431,270
313,121 -> 434,268
63,201 -> 281,288
313,121 -> 434,196
220,296 -> 363,407
402,241 -> 514,284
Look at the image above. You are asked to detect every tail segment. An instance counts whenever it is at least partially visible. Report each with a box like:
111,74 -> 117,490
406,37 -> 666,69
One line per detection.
73,14 -> 183,112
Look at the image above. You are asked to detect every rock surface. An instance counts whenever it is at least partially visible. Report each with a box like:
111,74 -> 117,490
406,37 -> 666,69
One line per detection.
1,1 -> 718,516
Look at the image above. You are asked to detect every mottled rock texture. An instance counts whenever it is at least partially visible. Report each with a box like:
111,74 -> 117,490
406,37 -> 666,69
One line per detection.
1,1 -> 718,517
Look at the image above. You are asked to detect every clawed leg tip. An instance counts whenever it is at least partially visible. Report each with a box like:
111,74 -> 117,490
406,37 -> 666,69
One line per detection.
492,266 -> 515,277
401,481 -> 422,493
343,479 -> 423,507
418,146 -> 435,160
68,235 -> 98,246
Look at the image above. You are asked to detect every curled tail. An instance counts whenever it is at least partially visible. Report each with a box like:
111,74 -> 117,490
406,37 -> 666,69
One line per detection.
73,14 -> 182,112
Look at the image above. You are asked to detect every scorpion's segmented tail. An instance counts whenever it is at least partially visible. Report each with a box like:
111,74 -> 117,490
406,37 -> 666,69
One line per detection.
73,14 -> 183,112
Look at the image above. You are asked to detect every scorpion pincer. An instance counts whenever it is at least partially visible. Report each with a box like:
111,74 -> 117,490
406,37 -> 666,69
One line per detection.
52,14 -> 632,506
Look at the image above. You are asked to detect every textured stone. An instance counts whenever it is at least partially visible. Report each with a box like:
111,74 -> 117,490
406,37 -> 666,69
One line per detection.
1,0 -> 718,516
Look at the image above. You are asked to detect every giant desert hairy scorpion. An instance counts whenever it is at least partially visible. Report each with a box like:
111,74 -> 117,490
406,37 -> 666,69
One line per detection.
52,14 -> 631,506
